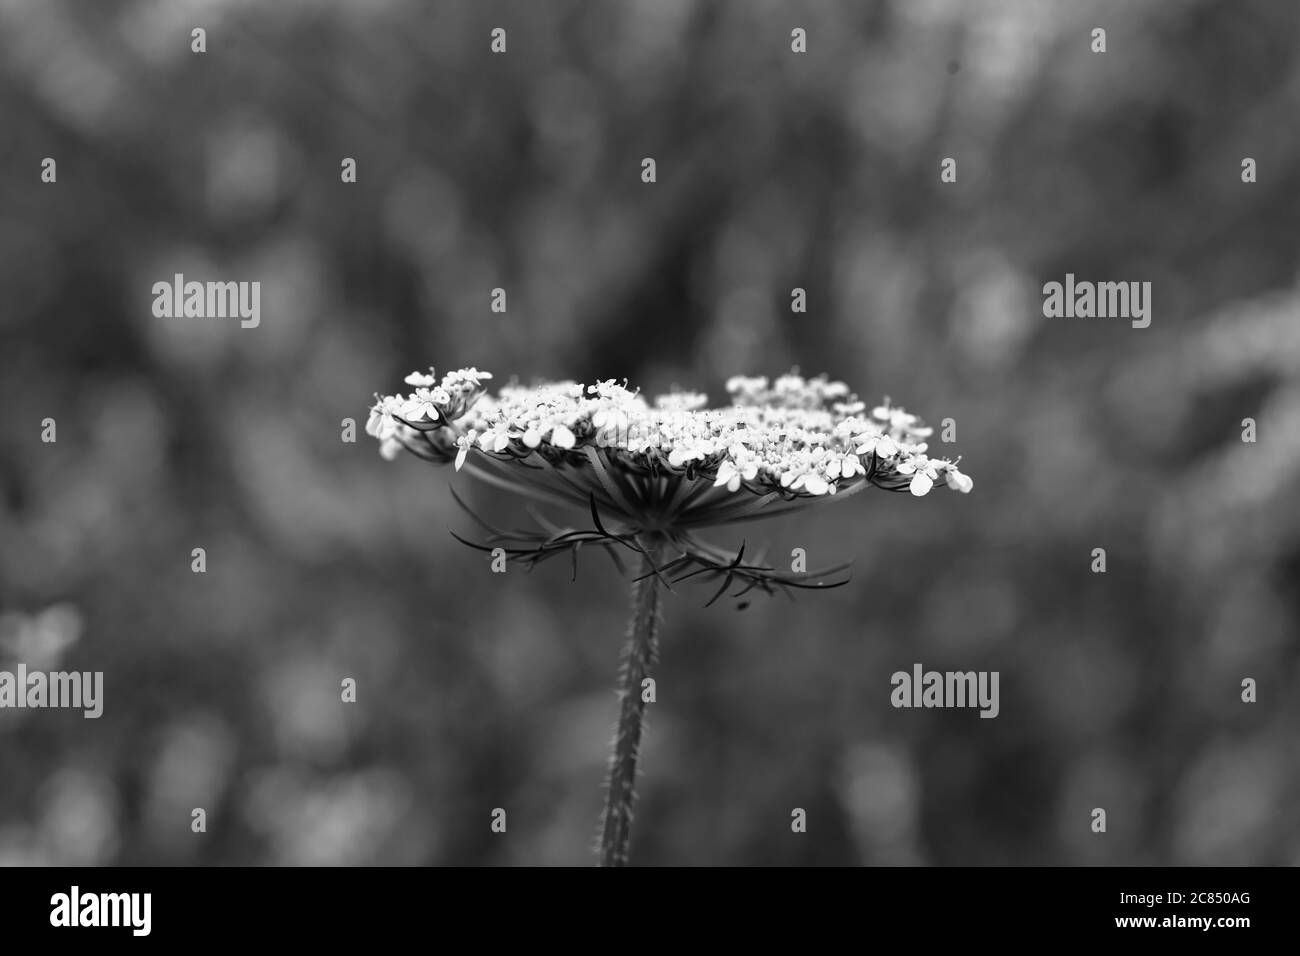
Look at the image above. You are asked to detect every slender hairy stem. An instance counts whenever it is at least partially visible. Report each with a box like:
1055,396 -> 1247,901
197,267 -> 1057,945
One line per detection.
599,539 -> 663,867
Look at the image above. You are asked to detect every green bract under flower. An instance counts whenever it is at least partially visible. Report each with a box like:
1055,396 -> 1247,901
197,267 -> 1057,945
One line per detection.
368,367 -> 972,505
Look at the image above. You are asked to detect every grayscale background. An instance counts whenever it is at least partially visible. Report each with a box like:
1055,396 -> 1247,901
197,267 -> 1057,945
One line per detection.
1,0 -> 1298,866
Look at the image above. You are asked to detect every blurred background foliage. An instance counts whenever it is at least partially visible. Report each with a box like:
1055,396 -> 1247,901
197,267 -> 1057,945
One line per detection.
1,0 -> 1298,865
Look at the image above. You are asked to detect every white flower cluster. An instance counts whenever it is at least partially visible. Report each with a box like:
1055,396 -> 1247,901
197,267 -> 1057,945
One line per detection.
368,367 -> 972,498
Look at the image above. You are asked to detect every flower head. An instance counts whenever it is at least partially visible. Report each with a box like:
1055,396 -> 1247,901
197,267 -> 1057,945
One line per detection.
368,367 -> 971,599
404,368 -> 437,388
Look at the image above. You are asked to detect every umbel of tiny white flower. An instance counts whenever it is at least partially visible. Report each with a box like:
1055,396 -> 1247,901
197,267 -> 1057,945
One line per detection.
367,366 -> 972,600
368,367 -> 971,503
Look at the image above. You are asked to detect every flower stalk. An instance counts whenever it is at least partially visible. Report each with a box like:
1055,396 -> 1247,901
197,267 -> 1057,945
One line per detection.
599,538 -> 663,867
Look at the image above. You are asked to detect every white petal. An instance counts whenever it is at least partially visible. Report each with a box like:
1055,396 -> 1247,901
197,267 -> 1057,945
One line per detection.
455,446 -> 469,471
909,471 -> 934,496
551,424 -> 576,449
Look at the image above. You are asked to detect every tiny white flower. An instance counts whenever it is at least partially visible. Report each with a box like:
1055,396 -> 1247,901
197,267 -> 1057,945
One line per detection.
826,453 -> 863,481
366,397 -> 402,440
856,433 -> 899,458
668,441 -> 707,468
803,474 -> 829,496
443,367 -> 494,389
401,389 -> 440,422
591,406 -> 625,431
945,467 -> 973,494
897,456 -> 940,497
714,460 -> 741,491
477,422 -> 511,453
454,430 -> 479,471
550,423 -> 577,449
404,369 -> 437,387
889,409 -> 920,431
